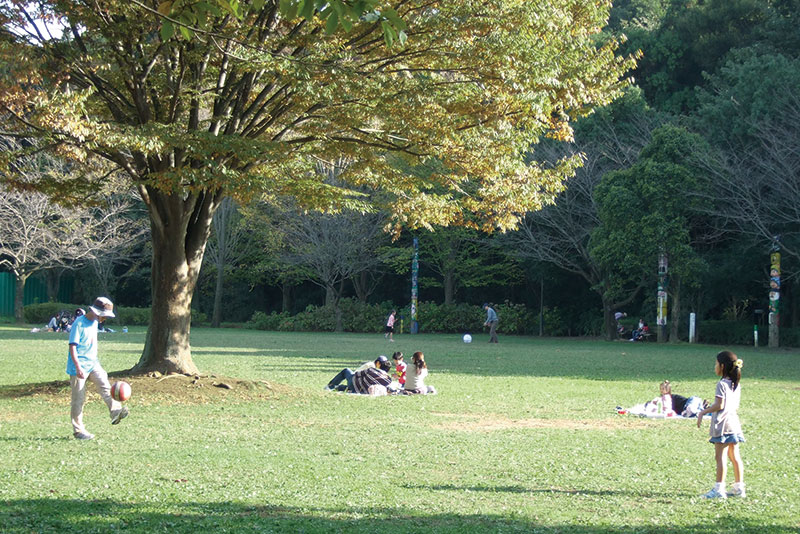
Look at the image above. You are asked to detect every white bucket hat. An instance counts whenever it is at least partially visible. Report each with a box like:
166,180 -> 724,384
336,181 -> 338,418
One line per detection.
90,297 -> 115,318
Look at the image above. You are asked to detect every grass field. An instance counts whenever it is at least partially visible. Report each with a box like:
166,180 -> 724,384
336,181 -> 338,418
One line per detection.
1,326 -> 799,533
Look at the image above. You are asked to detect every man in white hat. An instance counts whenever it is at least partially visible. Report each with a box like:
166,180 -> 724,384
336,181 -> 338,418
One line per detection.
66,297 -> 128,440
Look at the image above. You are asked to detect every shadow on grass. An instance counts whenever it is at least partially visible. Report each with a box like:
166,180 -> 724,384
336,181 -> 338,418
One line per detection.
0,498 -> 792,534
0,380 -> 69,399
402,483 -> 695,501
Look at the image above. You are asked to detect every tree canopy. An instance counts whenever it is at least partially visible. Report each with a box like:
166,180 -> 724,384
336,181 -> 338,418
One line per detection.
0,0 -> 634,372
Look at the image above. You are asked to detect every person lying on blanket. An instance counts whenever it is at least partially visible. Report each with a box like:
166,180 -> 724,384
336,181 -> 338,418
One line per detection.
643,380 -> 709,417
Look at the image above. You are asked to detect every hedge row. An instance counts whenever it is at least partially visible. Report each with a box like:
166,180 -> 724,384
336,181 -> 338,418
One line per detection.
247,300 -> 800,346
24,302 -> 207,326
249,299 -> 540,336
24,301 -> 800,346
697,320 -> 800,347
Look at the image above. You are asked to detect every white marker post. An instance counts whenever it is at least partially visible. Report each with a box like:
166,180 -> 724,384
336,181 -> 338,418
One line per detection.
689,312 -> 696,344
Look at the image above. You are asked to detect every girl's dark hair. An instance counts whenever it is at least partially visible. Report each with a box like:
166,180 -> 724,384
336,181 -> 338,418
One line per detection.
717,350 -> 742,390
412,351 -> 427,372
392,351 -> 403,361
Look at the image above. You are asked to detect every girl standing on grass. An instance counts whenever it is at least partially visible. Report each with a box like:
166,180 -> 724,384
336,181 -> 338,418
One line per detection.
697,350 -> 745,499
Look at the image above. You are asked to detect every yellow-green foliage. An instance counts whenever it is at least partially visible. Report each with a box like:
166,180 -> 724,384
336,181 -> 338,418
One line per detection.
1,0 -> 634,233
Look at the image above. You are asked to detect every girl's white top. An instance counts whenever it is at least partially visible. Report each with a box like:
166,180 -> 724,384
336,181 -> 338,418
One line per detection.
710,378 -> 742,438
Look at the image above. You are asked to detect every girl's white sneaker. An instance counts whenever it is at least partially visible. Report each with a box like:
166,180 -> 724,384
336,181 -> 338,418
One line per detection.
727,485 -> 746,498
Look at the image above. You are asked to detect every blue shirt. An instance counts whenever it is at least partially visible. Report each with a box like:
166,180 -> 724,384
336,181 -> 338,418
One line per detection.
485,307 -> 498,323
66,315 -> 99,375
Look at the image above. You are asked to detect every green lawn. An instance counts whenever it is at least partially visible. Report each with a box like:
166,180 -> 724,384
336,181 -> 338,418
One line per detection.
1,326 -> 798,533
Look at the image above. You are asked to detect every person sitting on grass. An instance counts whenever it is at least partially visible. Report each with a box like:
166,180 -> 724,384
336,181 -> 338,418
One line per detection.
325,355 -> 398,394
403,351 -> 437,395
392,351 -> 407,388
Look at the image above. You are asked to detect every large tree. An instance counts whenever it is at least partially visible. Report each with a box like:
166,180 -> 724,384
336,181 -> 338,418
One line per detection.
505,89 -> 663,339
203,196 -> 244,327
277,162 -> 390,331
694,49 -> 800,268
589,125 -> 712,341
1,0 -> 633,373
418,227 -> 519,305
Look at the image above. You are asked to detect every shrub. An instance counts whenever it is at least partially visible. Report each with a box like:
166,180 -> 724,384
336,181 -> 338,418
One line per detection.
24,302 -> 76,324
698,320 -> 756,346
575,309 -> 604,336
541,306 -> 569,336
114,307 -> 151,326
780,327 -> 800,347
249,311 -> 288,330
699,320 -> 800,347
497,301 -> 538,335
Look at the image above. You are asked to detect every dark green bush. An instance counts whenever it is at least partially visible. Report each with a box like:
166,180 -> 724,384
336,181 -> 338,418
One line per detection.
697,320 -> 799,347
249,311 -> 289,330
541,306 -> 569,336
575,309 -> 604,336
115,307 -> 151,326
24,302 -> 76,324
698,321 -> 756,346
780,327 -> 800,347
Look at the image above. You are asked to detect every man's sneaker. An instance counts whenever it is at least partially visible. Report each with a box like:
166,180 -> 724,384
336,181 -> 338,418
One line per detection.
111,406 -> 129,425
728,485 -> 746,498
73,431 -> 94,440
702,487 -> 727,499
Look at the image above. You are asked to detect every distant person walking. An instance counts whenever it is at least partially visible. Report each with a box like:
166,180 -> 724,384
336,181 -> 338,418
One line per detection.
483,303 -> 499,343
384,310 -> 397,342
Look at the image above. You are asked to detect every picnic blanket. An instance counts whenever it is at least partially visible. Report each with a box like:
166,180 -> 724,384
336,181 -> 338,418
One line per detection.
620,403 -> 684,419
618,396 -> 705,419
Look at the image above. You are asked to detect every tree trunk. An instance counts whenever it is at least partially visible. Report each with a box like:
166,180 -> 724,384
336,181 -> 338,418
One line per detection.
334,278 -> 345,332
14,272 -> 28,323
281,281 -> 292,313
325,285 -> 335,307
603,303 -> 617,341
352,271 -> 369,303
443,270 -> 455,305
132,188 -> 219,375
211,264 -> 224,328
669,276 -> 681,342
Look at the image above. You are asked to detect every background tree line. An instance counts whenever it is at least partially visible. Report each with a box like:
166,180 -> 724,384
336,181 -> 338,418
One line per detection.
2,0 -> 799,351
186,0 -> 800,341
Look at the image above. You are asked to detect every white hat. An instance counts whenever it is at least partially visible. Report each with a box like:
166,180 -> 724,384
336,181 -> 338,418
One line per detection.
90,297 -> 115,318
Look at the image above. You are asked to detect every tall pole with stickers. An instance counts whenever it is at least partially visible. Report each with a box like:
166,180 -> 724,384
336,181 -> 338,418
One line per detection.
410,237 -> 419,334
657,253 -> 668,343
769,241 -> 780,348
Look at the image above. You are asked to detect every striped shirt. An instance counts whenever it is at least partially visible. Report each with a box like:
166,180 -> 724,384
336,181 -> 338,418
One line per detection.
352,367 -> 392,394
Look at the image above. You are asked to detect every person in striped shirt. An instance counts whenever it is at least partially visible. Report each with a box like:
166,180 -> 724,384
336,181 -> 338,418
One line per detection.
325,355 -> 396,394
